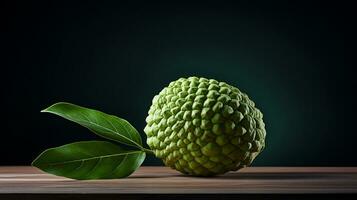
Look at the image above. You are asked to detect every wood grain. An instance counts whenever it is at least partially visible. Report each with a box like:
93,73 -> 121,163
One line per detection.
0,166 -> 356,199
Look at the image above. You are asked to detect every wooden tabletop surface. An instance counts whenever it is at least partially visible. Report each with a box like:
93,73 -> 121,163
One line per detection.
0,166 -> 356,195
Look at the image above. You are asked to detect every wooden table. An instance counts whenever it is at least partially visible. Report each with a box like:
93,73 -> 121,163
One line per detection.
0,166 -> 356,199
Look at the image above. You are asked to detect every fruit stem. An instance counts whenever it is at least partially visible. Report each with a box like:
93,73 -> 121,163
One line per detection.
141,148 -> 155,155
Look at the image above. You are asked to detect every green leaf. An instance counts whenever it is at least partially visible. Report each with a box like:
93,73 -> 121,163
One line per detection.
32,141 -> 146,180
42,102 -> 143,149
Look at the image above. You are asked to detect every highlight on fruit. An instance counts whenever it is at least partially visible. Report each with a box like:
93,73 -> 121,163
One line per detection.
32,76 -> 266,179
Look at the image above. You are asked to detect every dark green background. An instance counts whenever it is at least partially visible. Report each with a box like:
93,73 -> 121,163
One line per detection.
2,1 -> 355,166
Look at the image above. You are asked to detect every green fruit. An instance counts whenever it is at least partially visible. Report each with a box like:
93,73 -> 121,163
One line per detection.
144,77 -> 266,176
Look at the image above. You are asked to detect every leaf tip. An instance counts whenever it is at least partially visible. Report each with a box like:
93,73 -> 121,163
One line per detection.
41,102 -> 68,113
41,104 -> 55,113
31,158 -> 39,167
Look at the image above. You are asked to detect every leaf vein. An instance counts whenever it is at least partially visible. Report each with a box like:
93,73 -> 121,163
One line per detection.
39,151 -> 141,167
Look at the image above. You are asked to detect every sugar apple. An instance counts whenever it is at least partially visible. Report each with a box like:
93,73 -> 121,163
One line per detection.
144,77 -> 266,176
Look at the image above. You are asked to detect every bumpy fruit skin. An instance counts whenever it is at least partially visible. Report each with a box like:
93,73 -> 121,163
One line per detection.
144,77 -> 266,176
